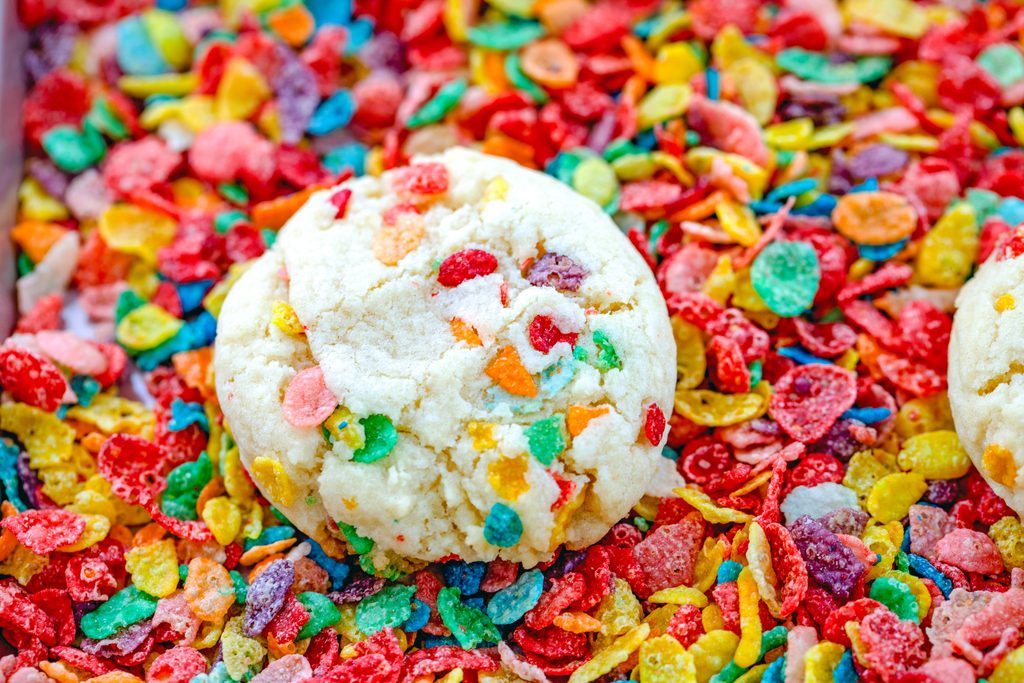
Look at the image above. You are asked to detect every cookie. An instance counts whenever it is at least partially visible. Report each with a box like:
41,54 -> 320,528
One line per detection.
215,148 -> 678,567
949,240 -> 1024,517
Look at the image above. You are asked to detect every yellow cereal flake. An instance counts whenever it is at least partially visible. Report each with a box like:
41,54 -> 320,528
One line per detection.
66,394 -> 155,435
675,486 -> 753,524
125,539 -> 179,597
467,422 -> 497,450
996,294 -> 1016,312
483,176 -> 508,202
984,444 -> 1018,488
568,623 -> 650,683
271,300 -> 304,336
0,403 -> 75,469
488,456 -> 530,502
250,456 -> 298,507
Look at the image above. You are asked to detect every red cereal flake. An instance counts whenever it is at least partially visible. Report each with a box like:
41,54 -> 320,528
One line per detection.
793,318 -> 858,358
858,608 -> 928,679
574,546 -> 613,612
265,592 -> 311,644
823,598 -> 884,647
0,344 -> 70,412
480,558 -> 519,593
437,249 -> 499,287
29,588 -> 74,646
667,603 -> 704,647
330,188 -> 353,219
400,646 -> 498,682
1,509 -> 85,554
391,162 -> 449,196
97,434 -> 165,504
769,364 -> 858,443
0,579 -> 56,646
306,627 -> 341,676
760,522 -> 808,617
633,516 -> 704,594
102,137 -> 182,198
707,335 -> 752,393
145,646 -> 208,683
524,571 -> 585,630
528,315 -> 578,353
49,646 -> 117,677
23,69 -> 90,148
643,403 -> 667,446
14,294 -> 63,334
705,309 -> 770,363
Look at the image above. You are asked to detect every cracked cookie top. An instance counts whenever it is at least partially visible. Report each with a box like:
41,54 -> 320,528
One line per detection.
214,148 -> 677,567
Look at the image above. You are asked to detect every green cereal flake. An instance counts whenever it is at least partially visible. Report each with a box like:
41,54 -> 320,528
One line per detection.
338,522 -> 375,555
80,586 -> 159,639
352,414 -> 398,463
437,587 -> 501,649
296,591 -> 342,639
354,584 -> 416,634
525,415 -> 566,465
593,330 -> 622,371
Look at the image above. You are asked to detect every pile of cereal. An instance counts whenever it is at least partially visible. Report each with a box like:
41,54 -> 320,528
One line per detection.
5,0 -> 1024,681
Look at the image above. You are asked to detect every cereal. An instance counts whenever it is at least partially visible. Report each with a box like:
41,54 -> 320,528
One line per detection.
9,2 -> 1024,681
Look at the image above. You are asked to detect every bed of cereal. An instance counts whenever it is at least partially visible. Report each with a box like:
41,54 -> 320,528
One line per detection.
5,0 -> 1024,682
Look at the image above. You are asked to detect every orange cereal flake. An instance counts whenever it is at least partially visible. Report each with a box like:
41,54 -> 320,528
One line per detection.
485,345 -> 537,397
450,318 -> 482,346
566,405 -> 610,436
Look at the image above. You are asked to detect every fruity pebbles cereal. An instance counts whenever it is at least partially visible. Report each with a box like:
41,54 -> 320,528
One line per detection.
7,0 -> 1024,681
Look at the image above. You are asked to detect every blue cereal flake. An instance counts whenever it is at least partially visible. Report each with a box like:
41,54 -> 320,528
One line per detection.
175,279 -> 214,314
403,599 -> 431,632
307,91 -> 355,136
840,406 -> 893,424
858,239 -> 907,261
767,178 -> 818,202
717,560 -> 743,583
116,17 -> 169,76
306,539 -> 350,590
907,553 -> 953,597
442,560 -> 487,596
484,503 -> 523,548
0,438 -> 26,512
777,346 -> 830,365
539,358 -> 576,398
244,525 -> 295,551
486,569 -> 544,625
169,398 -> 210,434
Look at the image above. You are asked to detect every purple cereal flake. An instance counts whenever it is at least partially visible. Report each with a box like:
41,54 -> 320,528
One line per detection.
328,576 -> 385,604
273,52 -> 320,145
24,23 -> 78,81
779,94 -> 847,127
526,253 -> 589,292
243,559 -> 294,637
923,479 -> 960,507
80,620 -> 153,658
818,507 -> 869,537
811,419 -> 863,462
848,144 -> 910,179
27,158 -> 70,200
73,601 -> 102,623
358,32 -> 407,74
16,450 -> 45,510
789,515 -> 866,601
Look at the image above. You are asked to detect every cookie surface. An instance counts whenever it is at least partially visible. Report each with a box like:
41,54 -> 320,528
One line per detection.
949,245 -> 1024,517
215,148 -> 678,567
